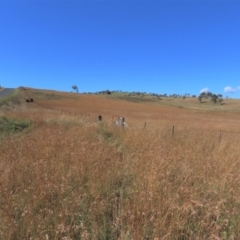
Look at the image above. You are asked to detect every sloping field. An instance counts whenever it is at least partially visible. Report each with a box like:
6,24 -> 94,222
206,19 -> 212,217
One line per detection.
23,87 -> 240,133
1,87 -> 240,239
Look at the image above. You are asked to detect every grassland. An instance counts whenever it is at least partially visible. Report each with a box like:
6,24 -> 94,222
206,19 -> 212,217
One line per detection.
1,88 -> 240,239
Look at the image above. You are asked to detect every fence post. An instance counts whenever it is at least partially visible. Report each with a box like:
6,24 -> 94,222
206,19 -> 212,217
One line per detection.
172,126 -> 174,138
219,132 -> 222,143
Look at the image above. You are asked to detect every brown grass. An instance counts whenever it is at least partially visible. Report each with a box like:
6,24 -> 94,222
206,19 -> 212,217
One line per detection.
1,88 -> 240,239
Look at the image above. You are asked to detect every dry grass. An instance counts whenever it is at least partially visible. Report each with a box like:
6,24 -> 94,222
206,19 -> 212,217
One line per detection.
1,88 -> 240,239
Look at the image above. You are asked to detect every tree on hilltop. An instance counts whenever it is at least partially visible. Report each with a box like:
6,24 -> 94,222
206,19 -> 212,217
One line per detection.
72,85 -> 78,93
211,94 -> 218,103
198,96 -> 202,103
198,91 -> 223,104
99,90 -> 111,95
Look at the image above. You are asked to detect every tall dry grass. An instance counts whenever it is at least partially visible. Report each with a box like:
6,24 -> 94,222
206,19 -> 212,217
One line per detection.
1,109 -> 240,239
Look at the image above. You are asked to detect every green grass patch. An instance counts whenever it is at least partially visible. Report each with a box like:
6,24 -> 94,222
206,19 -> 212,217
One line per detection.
31,91 -> 63,100
0,116 -> 31,135
0,90 -> 21,109
108,95 -> 158,103
31,90 -> 78,100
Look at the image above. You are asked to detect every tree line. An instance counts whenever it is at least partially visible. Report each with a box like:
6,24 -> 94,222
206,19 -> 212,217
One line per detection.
71,85 -> 225,104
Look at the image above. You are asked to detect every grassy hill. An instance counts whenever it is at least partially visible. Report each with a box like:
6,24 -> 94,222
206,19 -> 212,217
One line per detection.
1,87 -> 240,239
6,87 -> 239,132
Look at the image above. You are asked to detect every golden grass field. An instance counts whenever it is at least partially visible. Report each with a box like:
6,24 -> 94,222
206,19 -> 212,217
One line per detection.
1,87 -> 240,239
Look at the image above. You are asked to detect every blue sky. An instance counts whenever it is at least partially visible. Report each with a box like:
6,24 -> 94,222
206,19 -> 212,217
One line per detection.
1,0 -> 240,97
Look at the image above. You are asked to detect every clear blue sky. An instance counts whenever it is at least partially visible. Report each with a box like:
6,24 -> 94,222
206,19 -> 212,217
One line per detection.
1,0 -> 240,97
